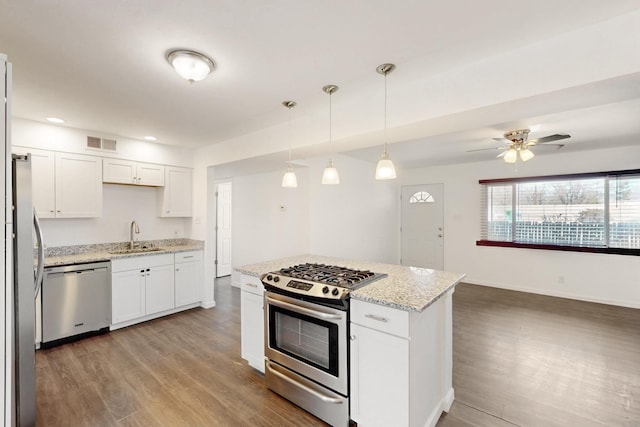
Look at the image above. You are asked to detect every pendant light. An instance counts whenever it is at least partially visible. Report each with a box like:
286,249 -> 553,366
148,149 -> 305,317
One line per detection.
281,100 -> 298,188
322,85 -> 340,185
375,63 -> 397,180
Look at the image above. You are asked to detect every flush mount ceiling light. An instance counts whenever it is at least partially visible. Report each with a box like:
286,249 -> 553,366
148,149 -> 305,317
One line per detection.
281,100 -> 298,188
166,49 -> 214,83
144,136 -> 157,141
46,117 -> 64,124
375,63 -> 397,180
321,85 -> 340,185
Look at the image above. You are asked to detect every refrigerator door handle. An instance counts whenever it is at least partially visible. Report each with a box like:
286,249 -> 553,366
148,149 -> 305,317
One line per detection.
34,207 -> 44,298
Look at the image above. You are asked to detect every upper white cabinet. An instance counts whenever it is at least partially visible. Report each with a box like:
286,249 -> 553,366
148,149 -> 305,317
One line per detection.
14,148 -> 102,218
103,158 -> 165,186
55,152 -> 103,217
160,166 -> 192,217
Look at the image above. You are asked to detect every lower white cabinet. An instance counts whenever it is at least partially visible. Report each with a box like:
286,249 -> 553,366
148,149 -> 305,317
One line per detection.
350,293 -> 455,427
240,274 -> 264,373
144,263 -> 175,315
175,251 -> 203,307
112,268 -> 146,324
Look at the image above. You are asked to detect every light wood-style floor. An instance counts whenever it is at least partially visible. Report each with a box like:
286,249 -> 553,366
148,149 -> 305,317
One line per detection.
35,280 -> 640,426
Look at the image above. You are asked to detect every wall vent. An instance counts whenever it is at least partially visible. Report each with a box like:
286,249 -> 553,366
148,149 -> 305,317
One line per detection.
86,136 -> 117,152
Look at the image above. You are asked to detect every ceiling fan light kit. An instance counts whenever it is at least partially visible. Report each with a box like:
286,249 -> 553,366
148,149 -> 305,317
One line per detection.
167,49 -> 214,82
468,128 -> 570,164
375,63 -> 397,180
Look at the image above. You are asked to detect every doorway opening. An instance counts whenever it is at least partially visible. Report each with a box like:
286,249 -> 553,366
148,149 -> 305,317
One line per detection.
215,182 -> 232,278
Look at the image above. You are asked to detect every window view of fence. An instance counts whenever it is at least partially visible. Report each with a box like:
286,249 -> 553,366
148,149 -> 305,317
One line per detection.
480,173 -> 640,250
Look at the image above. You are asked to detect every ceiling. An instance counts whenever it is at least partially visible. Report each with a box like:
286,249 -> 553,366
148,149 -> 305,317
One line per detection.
2,1 -> 640,169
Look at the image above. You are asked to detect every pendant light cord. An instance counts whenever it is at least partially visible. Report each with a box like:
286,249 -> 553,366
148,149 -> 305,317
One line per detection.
288,105 -> 292,164
384,71 -> 388,155
329,90 -> 333,158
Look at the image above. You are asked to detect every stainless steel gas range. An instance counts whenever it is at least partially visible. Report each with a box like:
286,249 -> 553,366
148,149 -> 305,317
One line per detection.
261,263 -> 386,427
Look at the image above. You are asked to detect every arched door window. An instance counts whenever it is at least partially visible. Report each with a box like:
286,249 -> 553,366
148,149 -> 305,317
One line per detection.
409,191 -> 435,204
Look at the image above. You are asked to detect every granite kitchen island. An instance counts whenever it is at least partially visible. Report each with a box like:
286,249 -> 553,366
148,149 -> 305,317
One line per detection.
236,255 -> 465,427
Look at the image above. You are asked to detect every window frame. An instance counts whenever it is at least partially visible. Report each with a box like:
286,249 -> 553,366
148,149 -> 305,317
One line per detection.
477,169 -> 640,256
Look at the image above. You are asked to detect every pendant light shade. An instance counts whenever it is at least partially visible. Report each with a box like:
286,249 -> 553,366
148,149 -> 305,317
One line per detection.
322,85 -> 340,185
282,167 -> 298,188
375,152 -> 397,180
375,63 -> 397,180
281,101 -> 298,188
322,160 -> 340,185
167,49 -> 214,82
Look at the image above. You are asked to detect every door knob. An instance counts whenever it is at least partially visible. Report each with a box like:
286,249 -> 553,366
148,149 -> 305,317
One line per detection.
438,234 -> 443,238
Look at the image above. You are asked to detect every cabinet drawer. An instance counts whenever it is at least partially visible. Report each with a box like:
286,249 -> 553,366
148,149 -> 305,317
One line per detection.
240,274 -> 263,296
111,253 -> 174,272
351,299 -> 409,338
175,250 -> 202,263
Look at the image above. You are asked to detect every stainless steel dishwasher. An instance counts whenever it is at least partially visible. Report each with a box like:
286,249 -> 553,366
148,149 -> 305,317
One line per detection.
42,261 -> 111,348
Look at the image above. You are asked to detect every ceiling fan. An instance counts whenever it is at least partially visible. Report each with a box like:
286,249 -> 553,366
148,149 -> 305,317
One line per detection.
468,128 -> 571,163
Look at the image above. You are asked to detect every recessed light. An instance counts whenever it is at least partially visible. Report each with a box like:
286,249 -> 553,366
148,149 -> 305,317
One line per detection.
144,136 -> 157,141
46,117 -> 65,124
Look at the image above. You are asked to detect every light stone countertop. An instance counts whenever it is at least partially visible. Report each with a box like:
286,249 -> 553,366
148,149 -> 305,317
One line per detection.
42,239 -> 204,267
235,255 -> 465,312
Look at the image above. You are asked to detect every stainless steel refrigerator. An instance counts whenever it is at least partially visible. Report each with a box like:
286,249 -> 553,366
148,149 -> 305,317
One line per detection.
3,53 -> 44,427
10,154 -> 44,427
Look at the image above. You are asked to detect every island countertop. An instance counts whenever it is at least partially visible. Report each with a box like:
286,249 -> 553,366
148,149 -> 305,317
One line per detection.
235,255 -> 465,312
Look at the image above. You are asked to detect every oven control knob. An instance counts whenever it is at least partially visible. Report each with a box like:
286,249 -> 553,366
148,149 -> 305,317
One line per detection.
331,288 -> 339,296
322,286 -> 329,294
273,276 -> 280,283
266,275 -> 273,281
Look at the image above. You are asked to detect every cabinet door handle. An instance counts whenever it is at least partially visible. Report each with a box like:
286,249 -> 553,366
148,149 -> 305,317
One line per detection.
245,283 -> 258,288
176,268 -> 180,271
183,256 -> 194,259
350,335 -> 356,341
365,314 -> 388,323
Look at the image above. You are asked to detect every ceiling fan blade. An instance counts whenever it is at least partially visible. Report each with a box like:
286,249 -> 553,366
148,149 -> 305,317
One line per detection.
528,133 -> 571,145
493,138 -> 512,144
466,146 -> 505,153
496,151 -> 506,158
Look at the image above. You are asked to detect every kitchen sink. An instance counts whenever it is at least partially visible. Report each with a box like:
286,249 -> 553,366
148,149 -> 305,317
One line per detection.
109,247 -> 164,255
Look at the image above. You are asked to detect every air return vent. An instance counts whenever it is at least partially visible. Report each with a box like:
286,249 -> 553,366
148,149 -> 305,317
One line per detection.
86,136 -> 117,152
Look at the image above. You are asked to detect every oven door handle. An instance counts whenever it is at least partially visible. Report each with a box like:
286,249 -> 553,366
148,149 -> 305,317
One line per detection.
265,295 -> 343,320
266,361 -> 344,404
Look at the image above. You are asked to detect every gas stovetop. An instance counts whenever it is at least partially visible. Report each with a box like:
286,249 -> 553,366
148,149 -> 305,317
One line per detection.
260,263 -> 387,303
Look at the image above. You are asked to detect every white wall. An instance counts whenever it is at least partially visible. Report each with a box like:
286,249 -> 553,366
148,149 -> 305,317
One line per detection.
229,168 -> 310,286
39,184 -> 189,247
401,144 -> 640,309
308,154 -> 399,264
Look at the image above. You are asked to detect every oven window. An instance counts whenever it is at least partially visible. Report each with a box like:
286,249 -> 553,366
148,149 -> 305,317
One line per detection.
269,305 -> 339,376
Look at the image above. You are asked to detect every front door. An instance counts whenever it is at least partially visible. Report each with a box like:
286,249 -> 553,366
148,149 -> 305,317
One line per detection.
401,184 -> 444,270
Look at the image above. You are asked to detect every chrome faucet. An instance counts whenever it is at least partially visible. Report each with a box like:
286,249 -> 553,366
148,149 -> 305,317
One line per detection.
130,220 -> 140,249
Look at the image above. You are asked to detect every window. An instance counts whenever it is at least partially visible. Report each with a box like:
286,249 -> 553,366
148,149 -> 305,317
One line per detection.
478,170 -> 640,255
409,191 -> 435,204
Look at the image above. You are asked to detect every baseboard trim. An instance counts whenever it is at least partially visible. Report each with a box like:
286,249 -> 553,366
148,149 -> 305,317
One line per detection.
442,388 -> 455,413
464,279 -> 640,309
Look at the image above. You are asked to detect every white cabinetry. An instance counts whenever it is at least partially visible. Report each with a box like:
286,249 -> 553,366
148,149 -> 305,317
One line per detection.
350,292 -> 455,427
174,251 -> 203,307
12,148 -> 102,218
103,158 -> 165,186
240,274 -> 264,373
111,253 -> 174,325
160,166 -> 192,217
